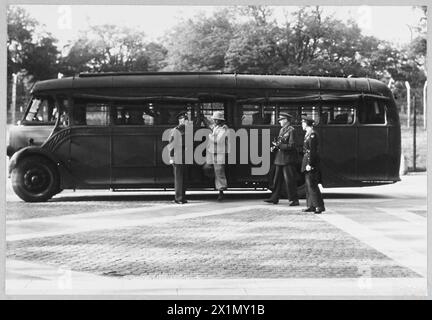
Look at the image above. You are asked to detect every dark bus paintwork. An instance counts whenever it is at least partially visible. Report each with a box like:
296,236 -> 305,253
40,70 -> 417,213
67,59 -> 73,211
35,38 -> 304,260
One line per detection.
8,73 -> 401,201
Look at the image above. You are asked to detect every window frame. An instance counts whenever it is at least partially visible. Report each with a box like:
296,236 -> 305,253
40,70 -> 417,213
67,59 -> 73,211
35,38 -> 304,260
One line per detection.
238,102 -> 276,126
357,97 -> 388,126
319,101 -> 357,127
71,99 -> 112,127
22,95 -> 58,126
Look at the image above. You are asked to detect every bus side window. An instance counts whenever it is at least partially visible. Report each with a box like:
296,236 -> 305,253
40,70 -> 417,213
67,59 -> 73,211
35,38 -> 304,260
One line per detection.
300,105 -> 320,124
73,100 -> 110,126
57,97 -> 70,127
321,104 -> 355,125
156,102 -> 193,125
198,102 -> 225,127
278,103 -> 318,125
240,104 -> 275,126
385,102 -> 398,125
277,103 -> 301,125
359,99 -> 386,124
113,103 -> 156,125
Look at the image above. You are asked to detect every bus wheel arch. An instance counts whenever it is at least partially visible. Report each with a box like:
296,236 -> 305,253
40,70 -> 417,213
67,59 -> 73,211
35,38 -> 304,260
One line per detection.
11,154 -> 60,202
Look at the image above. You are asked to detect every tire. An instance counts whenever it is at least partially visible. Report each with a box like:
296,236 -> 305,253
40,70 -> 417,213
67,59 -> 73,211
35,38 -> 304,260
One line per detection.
11,155 -> 60,202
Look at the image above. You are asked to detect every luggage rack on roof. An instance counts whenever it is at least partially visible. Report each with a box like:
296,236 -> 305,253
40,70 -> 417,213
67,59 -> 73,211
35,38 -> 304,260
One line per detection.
78,71 -> 225,77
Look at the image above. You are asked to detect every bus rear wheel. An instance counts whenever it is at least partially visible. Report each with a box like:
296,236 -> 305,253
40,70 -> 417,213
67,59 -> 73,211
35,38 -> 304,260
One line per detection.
11,155 -> 59,202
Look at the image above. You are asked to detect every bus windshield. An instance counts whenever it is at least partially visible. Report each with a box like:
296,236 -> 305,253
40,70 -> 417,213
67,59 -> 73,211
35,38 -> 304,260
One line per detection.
25,96 -> 58,124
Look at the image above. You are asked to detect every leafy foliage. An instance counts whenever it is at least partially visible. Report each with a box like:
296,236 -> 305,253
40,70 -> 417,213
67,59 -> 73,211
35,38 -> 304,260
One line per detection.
60,25 -> 167,75
7,6 -> 59,81
7,5 -> 427,108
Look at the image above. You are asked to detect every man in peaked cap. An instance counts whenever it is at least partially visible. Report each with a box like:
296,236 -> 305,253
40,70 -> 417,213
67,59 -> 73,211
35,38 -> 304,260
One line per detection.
301,115 -> 325,214
169,111 -> 190,204
265,112 -> 300,205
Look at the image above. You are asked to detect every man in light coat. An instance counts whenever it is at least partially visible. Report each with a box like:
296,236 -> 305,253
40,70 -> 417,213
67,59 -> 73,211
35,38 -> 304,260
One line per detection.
206,111 -> 230,201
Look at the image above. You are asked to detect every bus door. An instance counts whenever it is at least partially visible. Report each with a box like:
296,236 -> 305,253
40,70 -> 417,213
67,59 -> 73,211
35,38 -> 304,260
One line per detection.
110,102 -> 158,186
319,101 -> 357,185
357,97 -> 389,181
69,99 -> 111,186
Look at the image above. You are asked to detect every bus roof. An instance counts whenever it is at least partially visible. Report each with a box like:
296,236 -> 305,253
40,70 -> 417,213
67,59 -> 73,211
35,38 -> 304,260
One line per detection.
31,72 -> 391,97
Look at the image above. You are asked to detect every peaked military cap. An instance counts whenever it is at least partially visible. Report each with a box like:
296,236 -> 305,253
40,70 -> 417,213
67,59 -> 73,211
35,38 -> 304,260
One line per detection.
176,111 -> 189,120
301,115 -> 315,126
277,112 -> 293,121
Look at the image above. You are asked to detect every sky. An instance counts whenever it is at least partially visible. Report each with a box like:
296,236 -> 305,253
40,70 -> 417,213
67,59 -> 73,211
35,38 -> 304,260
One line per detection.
15,5 -> 425,49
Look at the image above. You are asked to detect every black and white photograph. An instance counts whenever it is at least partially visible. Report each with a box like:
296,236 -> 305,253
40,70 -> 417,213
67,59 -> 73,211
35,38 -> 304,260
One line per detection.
2,2 -> 429,298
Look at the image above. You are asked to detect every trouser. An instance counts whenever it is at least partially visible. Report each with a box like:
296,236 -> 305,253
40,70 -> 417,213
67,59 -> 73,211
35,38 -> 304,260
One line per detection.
304,170 -> 325,209
270,165 -> 298,201
173,164 -> 187,201
214,164 -> 227,191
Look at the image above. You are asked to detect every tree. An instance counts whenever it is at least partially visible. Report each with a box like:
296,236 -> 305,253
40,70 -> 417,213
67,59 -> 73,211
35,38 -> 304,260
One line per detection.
225,6 -> 283,73
7,6 -> 61,123
8,7 -> 60,81
60,25 -> 167,75
163,9 -> 236,71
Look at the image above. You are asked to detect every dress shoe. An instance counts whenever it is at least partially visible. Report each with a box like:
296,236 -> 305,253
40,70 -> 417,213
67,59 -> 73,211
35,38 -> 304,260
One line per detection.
181,200 -> 188,204
288,200 -> 300,206
173,200 -> 183,204
315,207 -> 325,214
302,207 -> 315,212
264,198 -> 279,204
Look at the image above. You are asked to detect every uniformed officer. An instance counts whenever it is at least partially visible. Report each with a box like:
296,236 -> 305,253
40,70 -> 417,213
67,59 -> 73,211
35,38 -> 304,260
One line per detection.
301,116 -> 325,214
265,112 -> 299,205
169,111 -> 189,204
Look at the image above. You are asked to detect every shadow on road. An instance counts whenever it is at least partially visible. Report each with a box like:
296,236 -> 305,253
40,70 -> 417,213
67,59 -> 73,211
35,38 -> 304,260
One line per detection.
47,191 -> 393,202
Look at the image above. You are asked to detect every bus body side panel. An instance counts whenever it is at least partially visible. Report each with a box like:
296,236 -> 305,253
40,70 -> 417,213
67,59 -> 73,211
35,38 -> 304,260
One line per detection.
387,126 -> 401,181
386,100 -> 401,182
69,126 -> 111,186
319,126 -> 357,187
357,126 -> 389,181
111,126 -> 158,185
228,125 -> 280,187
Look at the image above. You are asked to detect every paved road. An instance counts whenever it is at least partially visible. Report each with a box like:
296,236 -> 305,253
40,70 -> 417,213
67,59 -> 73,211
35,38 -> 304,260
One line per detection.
5,173 -> 427,296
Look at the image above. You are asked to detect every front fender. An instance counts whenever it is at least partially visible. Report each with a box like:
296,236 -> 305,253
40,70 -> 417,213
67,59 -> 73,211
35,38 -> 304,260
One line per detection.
8,146 -> 62,174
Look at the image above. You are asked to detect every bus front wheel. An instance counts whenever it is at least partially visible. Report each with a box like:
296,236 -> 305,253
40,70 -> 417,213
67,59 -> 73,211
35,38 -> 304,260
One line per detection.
11,155 -> 60,202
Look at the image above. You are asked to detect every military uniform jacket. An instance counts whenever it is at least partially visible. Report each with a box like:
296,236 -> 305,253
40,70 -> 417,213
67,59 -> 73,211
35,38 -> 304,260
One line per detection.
274,125 -> 298,166
169,124 -> 187,164
301,129 -> 320,172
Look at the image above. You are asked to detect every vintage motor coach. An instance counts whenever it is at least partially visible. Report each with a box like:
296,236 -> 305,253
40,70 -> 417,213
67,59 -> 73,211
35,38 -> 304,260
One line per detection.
7,72 -> 401,202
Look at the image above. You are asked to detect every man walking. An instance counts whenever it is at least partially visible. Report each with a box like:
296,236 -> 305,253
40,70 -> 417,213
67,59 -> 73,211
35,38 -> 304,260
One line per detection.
265,112 -> 299,205
169,111 -> 189,204
301,116 -> 325,214
207,111 -> 229,201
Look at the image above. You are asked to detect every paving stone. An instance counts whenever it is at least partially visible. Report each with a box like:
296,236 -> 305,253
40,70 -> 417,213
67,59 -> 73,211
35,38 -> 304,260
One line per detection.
7,208 -> 419,279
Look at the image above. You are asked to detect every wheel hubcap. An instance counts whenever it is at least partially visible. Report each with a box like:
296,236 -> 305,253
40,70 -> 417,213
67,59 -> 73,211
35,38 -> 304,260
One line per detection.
23,167 -> 50,193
